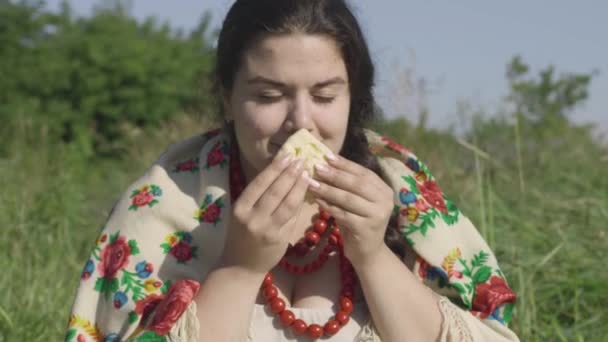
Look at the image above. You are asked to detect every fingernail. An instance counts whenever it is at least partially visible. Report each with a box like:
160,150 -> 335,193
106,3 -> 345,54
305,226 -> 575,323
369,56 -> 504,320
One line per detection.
281,154 -> 292,167
325,152 -> 337,161
303,171 -> 321,188
315,163 -> 329,173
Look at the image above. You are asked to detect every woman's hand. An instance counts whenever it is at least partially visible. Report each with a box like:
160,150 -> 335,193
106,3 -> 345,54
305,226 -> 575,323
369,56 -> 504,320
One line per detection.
220,155 -> 311,275
309,155 -> 394,266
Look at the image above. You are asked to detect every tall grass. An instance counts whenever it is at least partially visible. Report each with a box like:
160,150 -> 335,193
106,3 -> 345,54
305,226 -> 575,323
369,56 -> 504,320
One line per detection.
1,112 -> 607,341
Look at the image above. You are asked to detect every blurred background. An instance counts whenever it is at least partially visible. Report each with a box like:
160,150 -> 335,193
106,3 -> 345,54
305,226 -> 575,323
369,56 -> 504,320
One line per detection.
0,0 -> 606,341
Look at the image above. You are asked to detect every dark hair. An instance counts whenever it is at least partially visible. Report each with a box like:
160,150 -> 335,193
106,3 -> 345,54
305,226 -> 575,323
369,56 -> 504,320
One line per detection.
214,0 -> 406,258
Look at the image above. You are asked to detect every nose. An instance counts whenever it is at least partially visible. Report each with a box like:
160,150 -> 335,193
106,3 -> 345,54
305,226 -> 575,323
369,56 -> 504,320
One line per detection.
284,94 -> 314,133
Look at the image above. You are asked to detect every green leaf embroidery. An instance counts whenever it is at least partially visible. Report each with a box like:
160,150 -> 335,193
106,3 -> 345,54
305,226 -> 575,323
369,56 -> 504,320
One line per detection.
471,251 -> 489,268
472,266 -> 492,284
401,176 -> 420,194
502,303 -> 514,324
110,277 -> 119,293
128,311 -> 139,324
130,330 -> 168,342
65,328 -> 77,342
129,240 -> 140,255
160,243 -> 171,254
109,232 -> 120,244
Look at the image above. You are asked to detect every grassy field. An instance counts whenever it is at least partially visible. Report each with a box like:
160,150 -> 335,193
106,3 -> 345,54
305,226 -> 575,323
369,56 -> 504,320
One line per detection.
1,113 -> 607,341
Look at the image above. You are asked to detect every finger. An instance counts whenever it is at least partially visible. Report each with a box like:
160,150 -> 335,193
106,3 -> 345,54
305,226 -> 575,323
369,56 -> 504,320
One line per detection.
314,197 -> 365,228
308,180 -> 371,218
313,163 -> 378,202
272,170 -> 311,230
238,155 -> 293,210
325,154 -> 368,177
254,158 -> 304,214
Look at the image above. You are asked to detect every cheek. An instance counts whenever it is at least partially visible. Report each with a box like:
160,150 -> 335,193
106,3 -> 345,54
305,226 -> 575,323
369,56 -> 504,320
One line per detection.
237,102 -> 286,138
316,99 -> 350,148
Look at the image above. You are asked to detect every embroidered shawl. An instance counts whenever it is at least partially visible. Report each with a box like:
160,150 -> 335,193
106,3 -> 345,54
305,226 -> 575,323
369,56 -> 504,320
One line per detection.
65,126 -> 517,341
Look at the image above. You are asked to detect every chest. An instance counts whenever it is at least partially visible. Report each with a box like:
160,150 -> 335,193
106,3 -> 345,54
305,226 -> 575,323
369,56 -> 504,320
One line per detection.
254,205 -> 363,309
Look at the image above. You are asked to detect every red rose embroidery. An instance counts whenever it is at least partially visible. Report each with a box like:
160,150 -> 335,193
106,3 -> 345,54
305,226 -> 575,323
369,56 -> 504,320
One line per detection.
132,191 -> 154,207
176,159 -> 197,172
97,236 -> 131,279
207,143 -> 225,167
170,241 -> 193,262
381,136 -> 409,155
472,276 -> 517,318
77,334 -> 86,342
418,180 -> 447,213
135,293 -> 165,324
148,280 -> 201,335
200,204 -> 221,223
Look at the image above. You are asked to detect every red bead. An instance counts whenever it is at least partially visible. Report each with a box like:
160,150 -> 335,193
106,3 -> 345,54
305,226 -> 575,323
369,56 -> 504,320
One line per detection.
323,244 -> 334,254
323,320 -> 341,336
279,310 -> 295,326
320,209 -> 331,221
328,235 -> 339,245
335,311 -> 350,325
313,219 -> 328,234
305,231 -> 321,246
292,319 -> 307,335
340,297 -> 353,314
270,297 -> 286,314
294,242 -> 310,256
262,273 -> 273,287
341,289 -> 354,299
263,286 -> 278,300
332,227 -> 340,236
307,324 -> 323,339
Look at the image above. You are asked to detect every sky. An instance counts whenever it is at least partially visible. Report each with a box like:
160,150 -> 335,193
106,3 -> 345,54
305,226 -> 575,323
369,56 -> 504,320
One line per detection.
43,0 -> 608,134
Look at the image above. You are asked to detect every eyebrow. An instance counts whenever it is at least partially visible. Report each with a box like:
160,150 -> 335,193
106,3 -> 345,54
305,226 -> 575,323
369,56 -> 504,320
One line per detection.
246,76 -> 347,89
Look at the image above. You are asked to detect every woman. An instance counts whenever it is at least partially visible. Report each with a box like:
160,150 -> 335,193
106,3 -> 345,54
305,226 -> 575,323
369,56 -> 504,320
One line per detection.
66,0 -> 519,341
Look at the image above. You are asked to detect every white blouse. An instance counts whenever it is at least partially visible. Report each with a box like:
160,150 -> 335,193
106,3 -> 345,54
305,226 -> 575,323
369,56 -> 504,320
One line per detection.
164,295 -> 520,342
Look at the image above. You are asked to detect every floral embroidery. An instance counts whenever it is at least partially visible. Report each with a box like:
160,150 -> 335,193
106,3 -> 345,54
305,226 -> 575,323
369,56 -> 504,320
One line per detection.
472,276 -> 517,321
447,250 -> 516,316
161,231 -> 198,264
92,232 -> 139,300
173,158 -> 199,173
65,315 -> 103,342
441,248 -> 464,279
417,256 -> 450,288
129,185 -> 162,211
135,293 -> 165,323
147,280 -> 201,335
143,279 -> 164,293
381,136 -> 411,155
81,259 -> 95,281
399,175 -> 459,244
194,193 -> 224,225
87,230 -> 173,328
204,141 -> 229,169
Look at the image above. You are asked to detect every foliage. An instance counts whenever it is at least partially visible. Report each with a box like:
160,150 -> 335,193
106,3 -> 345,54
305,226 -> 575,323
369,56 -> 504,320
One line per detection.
0,0 -> 216,156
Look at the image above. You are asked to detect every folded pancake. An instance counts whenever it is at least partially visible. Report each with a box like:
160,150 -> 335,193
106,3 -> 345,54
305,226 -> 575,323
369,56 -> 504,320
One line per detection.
275,129 -> 334,201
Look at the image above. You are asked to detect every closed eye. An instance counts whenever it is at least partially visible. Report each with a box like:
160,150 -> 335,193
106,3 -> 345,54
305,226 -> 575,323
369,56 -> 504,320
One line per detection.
314,95 -> 336,104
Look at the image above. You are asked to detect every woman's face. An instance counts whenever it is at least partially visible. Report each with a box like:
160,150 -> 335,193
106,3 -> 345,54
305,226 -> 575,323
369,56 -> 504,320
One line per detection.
224,33 -> 351,182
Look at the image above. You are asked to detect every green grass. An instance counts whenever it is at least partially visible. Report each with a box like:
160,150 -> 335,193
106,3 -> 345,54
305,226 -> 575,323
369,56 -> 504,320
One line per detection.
1,113 -> 607,341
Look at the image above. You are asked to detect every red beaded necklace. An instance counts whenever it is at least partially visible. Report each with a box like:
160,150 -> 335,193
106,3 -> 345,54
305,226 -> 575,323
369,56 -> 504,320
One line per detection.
229,141 -> 359,340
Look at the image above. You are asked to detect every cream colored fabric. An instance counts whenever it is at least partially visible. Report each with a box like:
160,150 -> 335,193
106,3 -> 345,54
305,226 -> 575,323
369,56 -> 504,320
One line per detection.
166,295 -> 521,342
